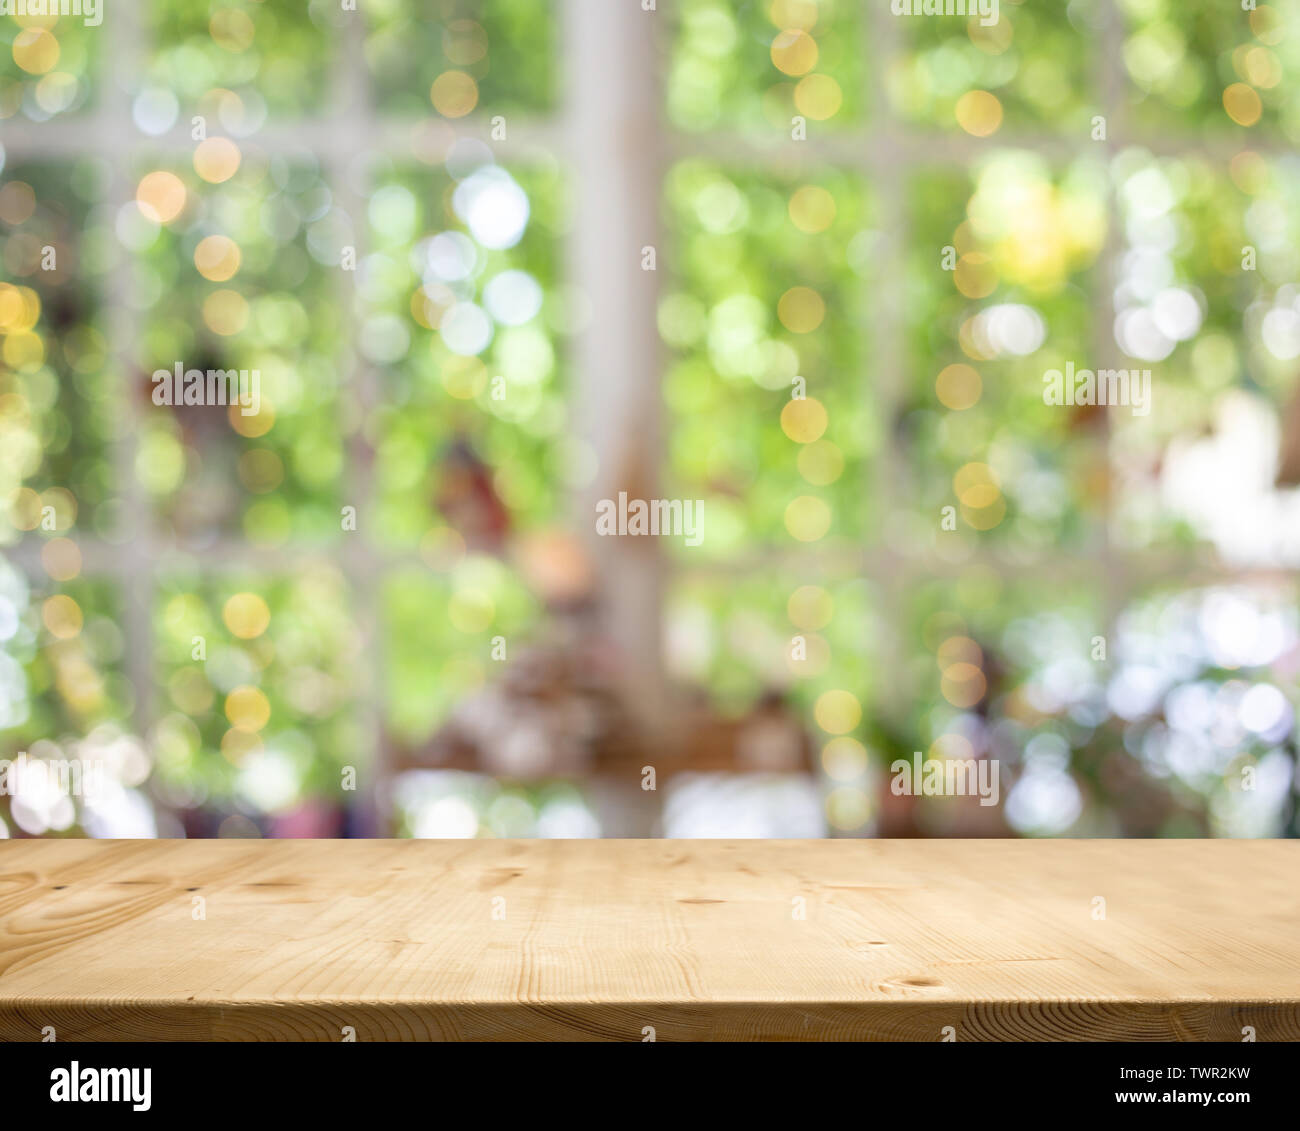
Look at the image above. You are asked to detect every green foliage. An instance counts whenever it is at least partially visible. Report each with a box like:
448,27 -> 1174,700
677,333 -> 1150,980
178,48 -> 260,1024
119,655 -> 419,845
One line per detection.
366,161 -> 567,544
668,570 -> 876,718
0,162 -> 115,532
668,0 -> 863,132
903,154 -> 1105,549
1119,0 -> 1300,137
152,566 -> 360,810
663,161 -> 874,549
134,154 -> 347,542
889,0 -> 1096,133
383,561 -> 540,744
2,0 -> 1298,839
0,12 -> 101,120
365,0 -> 556,116
147,0 -> 333,117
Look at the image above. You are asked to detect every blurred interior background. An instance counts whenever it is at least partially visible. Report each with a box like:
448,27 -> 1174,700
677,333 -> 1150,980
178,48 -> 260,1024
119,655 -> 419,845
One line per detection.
2,0 -> 1300,840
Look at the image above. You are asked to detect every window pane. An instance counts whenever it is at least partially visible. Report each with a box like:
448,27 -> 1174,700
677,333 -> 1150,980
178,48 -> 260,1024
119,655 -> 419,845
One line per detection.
1,162 -> 114,533
0,562 -> 134,837
152,566 -> 360,836
664,162 -> 875,552
367,161 -> 568,545
1110,150 -> 1300,564
365,0 -> 557,117
148,0 -> 335,118
668,0 -> 864,133
0,10 -> 100,121
1119,0 -> 1300,139
904,153 -> 1107,549
892,573 -> 1105,837
134,153 -> 347,541
382,561 -> 540,748
888,2 -> 1097,134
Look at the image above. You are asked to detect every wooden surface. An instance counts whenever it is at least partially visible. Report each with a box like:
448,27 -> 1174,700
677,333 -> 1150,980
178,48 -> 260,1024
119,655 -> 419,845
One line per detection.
1,838 -> 1298,1041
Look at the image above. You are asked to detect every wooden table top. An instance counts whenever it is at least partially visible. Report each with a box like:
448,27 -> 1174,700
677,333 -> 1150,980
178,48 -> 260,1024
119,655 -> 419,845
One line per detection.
2,838 -> 1297,1041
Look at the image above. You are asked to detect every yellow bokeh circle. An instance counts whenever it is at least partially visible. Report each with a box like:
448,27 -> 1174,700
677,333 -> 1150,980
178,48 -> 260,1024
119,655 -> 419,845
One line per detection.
226,685 -> 272,732
431,70 -> 479,118
136,171 -> 188,224
814,689 -> 861,735
1223,83 -> 1262,127
785,495 -> 832,541
223,592 -> 271,639
771,29 -> 818,76
955,90 -> 1003,137
777,286 -> 826,333
194,235 -> 242,282
193,137 -> 242,184
935,364 -> 982,410
788,185 -> 836,233
780,396 -> 828,443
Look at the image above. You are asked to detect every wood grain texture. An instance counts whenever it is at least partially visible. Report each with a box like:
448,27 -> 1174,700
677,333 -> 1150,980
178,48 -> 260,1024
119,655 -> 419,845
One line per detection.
1,839 -> 1298,1041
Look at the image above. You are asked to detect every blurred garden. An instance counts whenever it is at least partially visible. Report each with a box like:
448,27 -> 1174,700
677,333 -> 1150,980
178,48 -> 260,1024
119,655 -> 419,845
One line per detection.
2,0 -> 1299,839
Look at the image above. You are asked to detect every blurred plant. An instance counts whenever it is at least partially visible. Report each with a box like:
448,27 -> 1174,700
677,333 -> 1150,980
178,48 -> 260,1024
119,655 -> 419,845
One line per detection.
663,161 -> 873,550
1,161 -> 114,537
365,159 -> 567,544
0,10 -> 101,122
365,0 -> 556,118
0,554 -> 144,837
668,0 -> 863,133
888,0 -> 1096,135
3,0 -> 1299,843
383,559 -> 540,746
1119,0 -> 1300,139
134,151 -> 347,542
147,0 -> 335,118
151,566 -> 361,828
882,580 -> 1298,838
903,154 -> 1106,551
